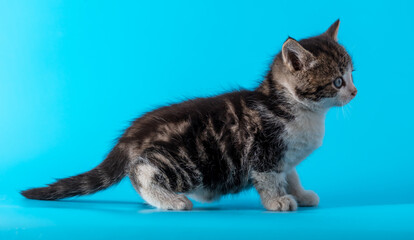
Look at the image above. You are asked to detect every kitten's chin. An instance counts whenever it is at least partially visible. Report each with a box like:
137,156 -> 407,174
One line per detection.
320,97 -> 353,108
337,97 -> 355,106
317,98 -> 342,109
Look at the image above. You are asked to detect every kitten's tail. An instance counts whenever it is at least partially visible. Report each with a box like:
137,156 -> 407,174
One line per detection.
20,145 -> 129,200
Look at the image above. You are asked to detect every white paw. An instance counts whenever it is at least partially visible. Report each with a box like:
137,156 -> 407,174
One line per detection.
296,190 -> 319,207
263,194 -> 298,211
174,196 -> 193,210
161,196 -> 193,210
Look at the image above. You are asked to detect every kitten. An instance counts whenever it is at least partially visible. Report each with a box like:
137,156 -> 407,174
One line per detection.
21,20 -> 357,211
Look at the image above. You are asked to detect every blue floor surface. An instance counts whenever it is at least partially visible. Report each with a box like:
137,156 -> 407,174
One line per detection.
2,190 -> 414,240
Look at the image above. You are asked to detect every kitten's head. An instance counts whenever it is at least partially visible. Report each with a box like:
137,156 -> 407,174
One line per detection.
274,20 -> 357,110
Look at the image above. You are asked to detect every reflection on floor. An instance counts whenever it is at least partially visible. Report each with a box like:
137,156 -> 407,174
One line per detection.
1,192 -> 414,240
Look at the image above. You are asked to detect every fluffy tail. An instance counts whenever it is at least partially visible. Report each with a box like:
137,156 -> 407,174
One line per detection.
21,146 -> 129,200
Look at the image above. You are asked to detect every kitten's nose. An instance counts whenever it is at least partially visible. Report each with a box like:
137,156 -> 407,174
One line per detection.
351,88 -> 357,97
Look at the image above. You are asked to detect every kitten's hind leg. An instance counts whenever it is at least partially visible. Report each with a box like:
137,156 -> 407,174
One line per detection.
129,160 -> 193,210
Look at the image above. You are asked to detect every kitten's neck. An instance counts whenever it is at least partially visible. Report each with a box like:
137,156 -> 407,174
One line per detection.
257,72 -> 328,115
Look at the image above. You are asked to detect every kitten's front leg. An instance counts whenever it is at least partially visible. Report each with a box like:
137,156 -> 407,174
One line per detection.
252,171 -> 297,211
286,169 -> 319,207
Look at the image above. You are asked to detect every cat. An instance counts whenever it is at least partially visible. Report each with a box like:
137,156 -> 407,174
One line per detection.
21,20 -> 357,211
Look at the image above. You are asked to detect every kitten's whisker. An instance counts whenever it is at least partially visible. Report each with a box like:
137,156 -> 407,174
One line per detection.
341,105 -> 346,119
345,105 -> 351,116
344,106 -> 350,120
336,107 -> 341,119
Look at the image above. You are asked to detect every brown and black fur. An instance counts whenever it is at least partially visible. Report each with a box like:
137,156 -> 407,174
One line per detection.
22,20 -> 357,211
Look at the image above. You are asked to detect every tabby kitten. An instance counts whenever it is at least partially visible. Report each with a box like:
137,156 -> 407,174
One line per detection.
22,20 -> 357,211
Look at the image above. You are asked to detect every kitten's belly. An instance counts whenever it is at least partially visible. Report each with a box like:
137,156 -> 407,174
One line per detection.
187,188 -> 222,203
188,181 -> 252,203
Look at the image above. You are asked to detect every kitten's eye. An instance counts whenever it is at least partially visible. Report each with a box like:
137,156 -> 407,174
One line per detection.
333,77 -> 343,88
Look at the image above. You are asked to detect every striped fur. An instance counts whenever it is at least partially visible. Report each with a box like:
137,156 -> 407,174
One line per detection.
21,20 -> 357,211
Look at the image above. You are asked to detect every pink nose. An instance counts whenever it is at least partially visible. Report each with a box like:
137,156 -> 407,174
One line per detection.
351,88 -> 357,97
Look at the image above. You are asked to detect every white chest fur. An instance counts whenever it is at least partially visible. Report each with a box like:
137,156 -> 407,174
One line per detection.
282,109 -> 326,171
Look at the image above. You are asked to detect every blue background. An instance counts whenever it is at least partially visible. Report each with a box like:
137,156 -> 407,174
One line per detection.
1,0 -> 414,239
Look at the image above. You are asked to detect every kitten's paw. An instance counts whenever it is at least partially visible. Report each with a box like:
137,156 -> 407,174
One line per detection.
160,196 -> 193,211
263,194 -> 298,211
172,196 -> 193,210
296,190 -> 319,207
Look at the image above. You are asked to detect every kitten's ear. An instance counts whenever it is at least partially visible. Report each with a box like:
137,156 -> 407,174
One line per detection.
323,19 -> 340,41
282,37 -> 316,72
